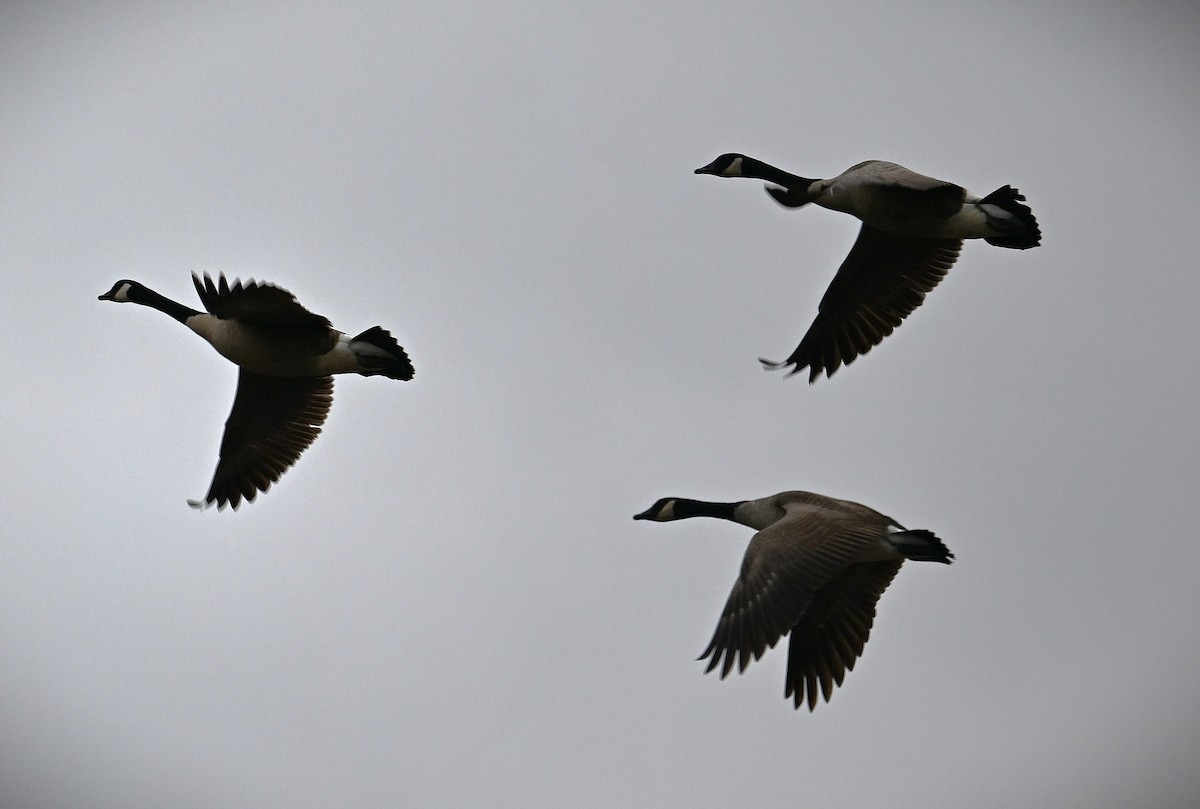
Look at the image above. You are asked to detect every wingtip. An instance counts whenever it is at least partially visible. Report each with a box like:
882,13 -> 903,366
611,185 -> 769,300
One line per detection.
764,184 -> 811,208
190,492 -> 243,512
759,357 -> 824,383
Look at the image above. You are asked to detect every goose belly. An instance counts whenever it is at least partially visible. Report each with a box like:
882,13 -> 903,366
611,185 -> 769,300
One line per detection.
866,204 -> 999,240
189,318 -> 354,376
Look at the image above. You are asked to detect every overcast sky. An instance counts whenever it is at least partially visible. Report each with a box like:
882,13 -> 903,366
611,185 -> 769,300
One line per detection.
3,2 -> 1199,807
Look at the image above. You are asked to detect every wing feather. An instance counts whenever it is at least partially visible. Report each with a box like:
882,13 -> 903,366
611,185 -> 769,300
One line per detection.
198,371 -> 333,510
192,273 -> 332,329
763,225 -> 961,381
784,561 -> 902,710
698,506 -> 886,681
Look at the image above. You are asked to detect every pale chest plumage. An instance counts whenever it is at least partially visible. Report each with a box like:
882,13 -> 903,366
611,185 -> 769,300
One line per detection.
187,316 -> 361,376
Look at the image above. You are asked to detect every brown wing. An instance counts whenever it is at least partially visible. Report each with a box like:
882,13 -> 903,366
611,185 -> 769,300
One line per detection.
762,225 -> 961,382
784,560 -> 902,711
852,161 -> 965,204
196,371 -> 333,510
192,273 -> 332,329
698,509 -> 884,680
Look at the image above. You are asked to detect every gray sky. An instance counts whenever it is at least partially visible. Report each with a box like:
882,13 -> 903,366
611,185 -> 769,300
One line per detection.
3,1 -> 1199,807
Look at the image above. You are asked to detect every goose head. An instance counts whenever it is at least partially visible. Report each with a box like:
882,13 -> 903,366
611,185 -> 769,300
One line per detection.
633,498 -> 679,521
694,154 -> 748,177
98,280 -> 141,302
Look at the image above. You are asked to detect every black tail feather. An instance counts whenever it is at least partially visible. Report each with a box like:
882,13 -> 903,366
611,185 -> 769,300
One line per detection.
352,326 -> 415,381
980,185 -> 1041,249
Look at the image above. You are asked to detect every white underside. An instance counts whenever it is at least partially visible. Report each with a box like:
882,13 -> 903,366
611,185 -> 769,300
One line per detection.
187,316 -> 362,376
815,193 -> 1006,240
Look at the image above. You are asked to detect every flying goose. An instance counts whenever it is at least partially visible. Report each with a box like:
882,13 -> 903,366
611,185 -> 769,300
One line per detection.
99,273 -> 414,510
695,154 -> 1041,382
634,490 -> 952,710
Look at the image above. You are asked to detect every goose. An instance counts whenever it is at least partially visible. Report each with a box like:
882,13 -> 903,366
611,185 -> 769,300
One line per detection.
634,490 -> 952,710
99,273 -> 414,510
695,154 -> 1041,382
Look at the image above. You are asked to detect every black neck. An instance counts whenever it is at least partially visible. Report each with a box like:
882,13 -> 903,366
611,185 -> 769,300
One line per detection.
132,285 -> 201,324
671,498 -> 745,522
740,157 -> 814,191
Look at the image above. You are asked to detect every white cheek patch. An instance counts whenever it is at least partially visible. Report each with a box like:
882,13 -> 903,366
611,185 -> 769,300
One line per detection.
723,157 -> 744,177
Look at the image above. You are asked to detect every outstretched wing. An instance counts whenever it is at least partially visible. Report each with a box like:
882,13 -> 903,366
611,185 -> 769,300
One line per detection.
195,371 -> 333,510
698,507 -> 885,681
193,273 -> 332,329
784,560 -> 902,710
762,225 -> 961,382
